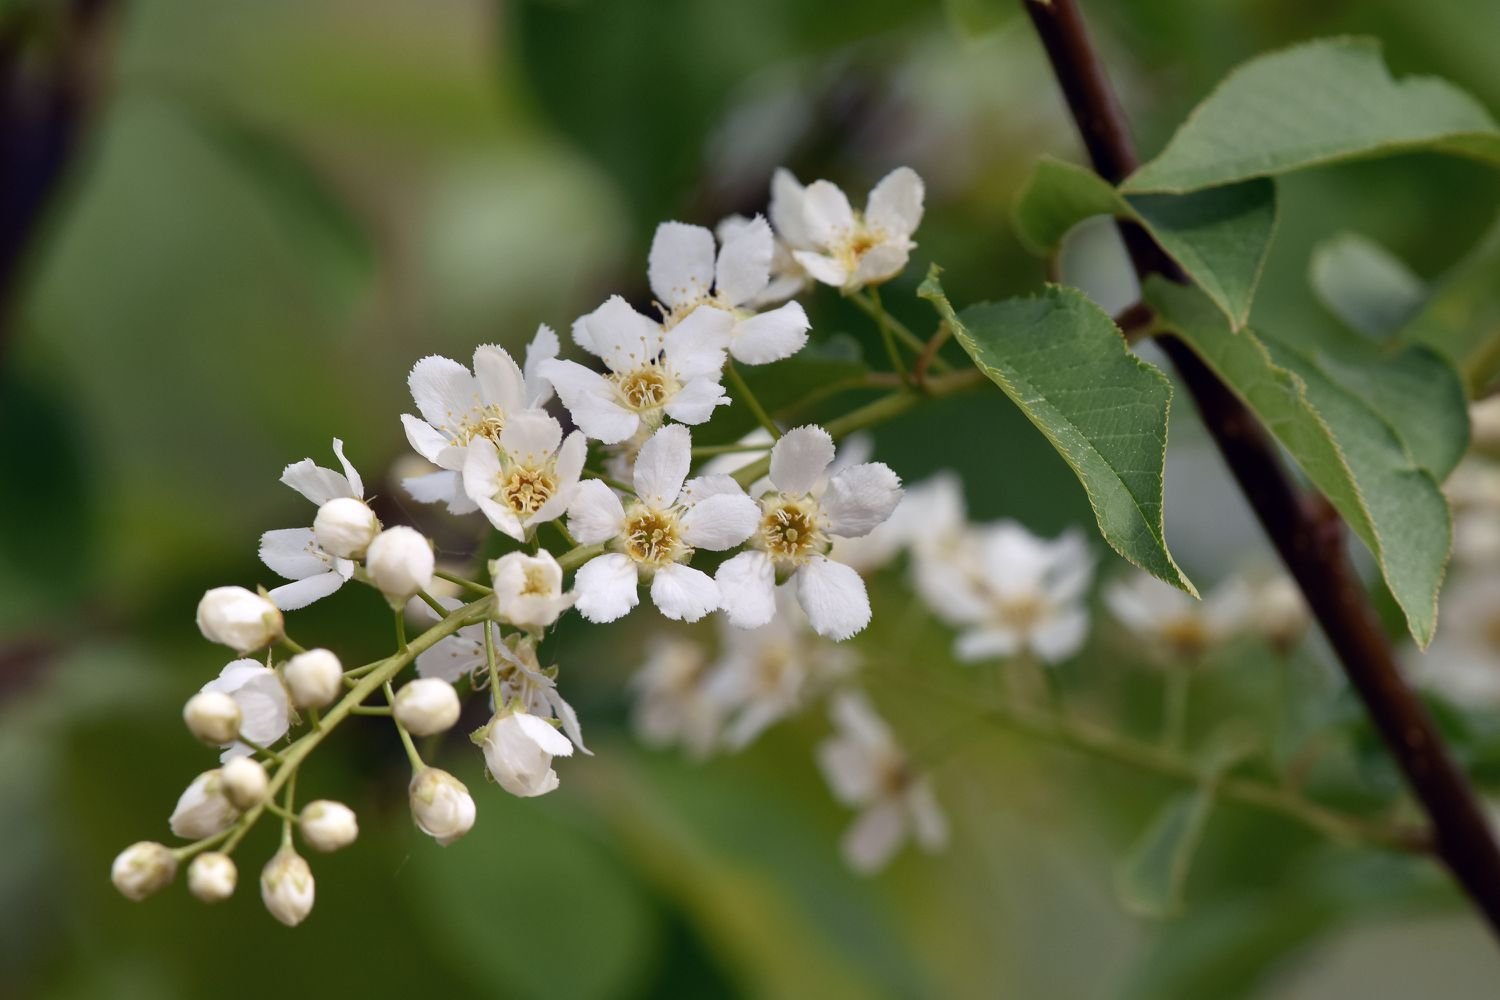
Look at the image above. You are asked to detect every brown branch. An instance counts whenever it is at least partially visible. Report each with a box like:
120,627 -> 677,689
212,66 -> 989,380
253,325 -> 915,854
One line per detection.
1021,0 -> 1500,939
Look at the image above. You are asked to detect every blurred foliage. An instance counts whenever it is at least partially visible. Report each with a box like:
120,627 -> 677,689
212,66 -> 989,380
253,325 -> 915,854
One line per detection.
5,0 -> 1500,998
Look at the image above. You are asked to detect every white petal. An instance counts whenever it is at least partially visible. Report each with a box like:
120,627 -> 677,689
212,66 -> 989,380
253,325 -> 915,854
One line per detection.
401,414 -> 451,464
259,528 -> 330,581
800,180 -> 856,248
1030,607 -> 1090,664
633,424 -> 691,509
499,409 -> 563,466
540,358 -> 640,444
828,689 -> 893,749
714,551 -> 776,629
408,355 -> 480,434
524,324 -> 560,406
662,377 -> 729,425
417,632 -> 487,683
823,462 -> 903,538
681,473 -> 750,505
792,250 -> 850,288
906,780 -> 949,852
680,492 -> 758,550
473,344 -> 526,414
650,564 -> 720,623
816,736 -> 880,805
477,497 -> 526,542
769,425 -> 835,496
953,626 -> 1021,663
279,458 -> 352,507
268,571 -> 346,611
576,296 -> 665,373
715,214 -> 772,307
851,243 -> 910,288
842,801 -> 906,875
331,439 -> 364,499
730,301 -> 810,365
227,667 -> 291,745
515,712 -> 575,757
530,432 -> 587,525
663,305 -> 733,381
649,222 -> 717,310
403,469 -> 463,509
573,553 -> 640,623
768,168 -> 811,248
566,480 -> 626,544
796,556 -> 871,641
866,167 -> 925,239
461,441 -> 502,506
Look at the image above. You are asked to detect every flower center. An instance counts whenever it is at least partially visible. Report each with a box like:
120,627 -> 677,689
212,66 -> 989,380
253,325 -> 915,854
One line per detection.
500,467 -> 557,515
521,564 -> 552,596
623,506 -> 686,566
614,365 -> 675,412
460,405 -> 506,446
1160,616 -> 1212,659
757,498 -> 826,565
995,592 -> 1049,632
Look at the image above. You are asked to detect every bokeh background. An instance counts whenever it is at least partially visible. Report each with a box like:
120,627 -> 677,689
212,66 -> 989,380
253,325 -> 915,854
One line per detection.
5,1 -> 1500,997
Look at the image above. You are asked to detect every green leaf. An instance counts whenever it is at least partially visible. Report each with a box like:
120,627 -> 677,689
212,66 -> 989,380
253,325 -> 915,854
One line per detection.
1399,213 -> 1500,394
920,268 -> 1196,595
1310,233 -> 1427,339
1013,157 -> 1276,329
1124,37 -> 1500,194
1147,278 -> 1454,646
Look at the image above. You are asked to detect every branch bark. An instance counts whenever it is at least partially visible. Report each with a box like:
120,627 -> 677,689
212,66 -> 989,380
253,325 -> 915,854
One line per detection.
1020,0 -> 1500,939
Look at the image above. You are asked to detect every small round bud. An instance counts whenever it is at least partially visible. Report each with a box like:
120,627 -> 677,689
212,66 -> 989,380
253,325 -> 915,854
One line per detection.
111,841 -> 177,901
183,691 -> 241,745
393,678 -> 460,737
313,497 -> 381,560
490,551 -> 574,630
196,586 -> 284,654
283,648 -> 343,710
408,767 -> 476,846
170,770 -> 240,839
299,800 -> 358,853
260,847 -> 315,927
365,526 -> 435,604
188,852 -> 238,903
221,757 -> 270,810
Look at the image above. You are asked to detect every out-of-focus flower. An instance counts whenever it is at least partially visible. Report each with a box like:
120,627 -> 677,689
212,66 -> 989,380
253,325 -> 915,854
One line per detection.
629,637 -> 723,759
777,167 -> 924,292
1410,572 -> 1500,708
1105,573 -> 1250,663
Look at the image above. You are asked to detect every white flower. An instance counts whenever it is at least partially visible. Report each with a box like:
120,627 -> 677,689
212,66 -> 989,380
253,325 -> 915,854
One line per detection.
187,852 -> 237,903
628,637 -> 723,759
199,659 -> 291,762
1410,572 -> 1500,708
283,648 -> 343,710
647,217 -> 810,365
401,328 -> 559,514
169,770 -> 240,840
393,677 -> 461,737
488,636 -> 590,753
183,691 -> 241,745
1447,459 -> 1500,570
944,523 -> 1094,665
259,439 -> 368,611
783,167 -> 924,292
365,526 -> 435,603
1249,574 -> 1309,653
220,756 -> 269,809
313,497 -> 380,561
705,586 -> 857,750
567,424 -> 758,623
482,710 -> 574,797
540,297 -> 733,445
409,767 -> 476,845
716,425 -> 903,640
816,691 -> 947,875
196,586 -> 284,653
490,551 -> 575,630
260,847 -> 315,927
299,800 -> 359,852
725,175 -> 813,305
1105,573 -> 1250,663
111,841 -> 177,901
462,410 -> 585,540
411,597 -> 489,683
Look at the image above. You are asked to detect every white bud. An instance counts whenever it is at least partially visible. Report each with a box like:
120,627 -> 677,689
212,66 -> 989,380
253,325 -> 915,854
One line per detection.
408,767 -> 476,846
196,586 -> 284,653
183,691 -> 241,745
365,526 -> 435,603
188,851 -> 238,903
490,551 -> 575,630
220,756 -> 270,810
284,648 -> 343,710
299,800 -> 358,852
482,710 -> 574,798
393,678 -> 460,737
313,497 -> 381,560
111,841 -> 177,901
260,847 -> 315,927
169,770 -> 240,839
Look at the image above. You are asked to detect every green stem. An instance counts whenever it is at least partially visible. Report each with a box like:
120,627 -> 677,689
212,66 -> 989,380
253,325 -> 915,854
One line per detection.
868,287 -> 911,384
1163,666 -> 1191,752
237,737 -> 285,765
435,569 -> 493,595
171,827 -> 236,861
557,543 -> 605,572
850,289 -> 952,372
484,621 -> 501,712
726,360 -> 782,439
394,608 -> 408,650
416,590 -> 448,617
279,635 -> 307,656
280,769 -> 298,847
350,705 -> 393,716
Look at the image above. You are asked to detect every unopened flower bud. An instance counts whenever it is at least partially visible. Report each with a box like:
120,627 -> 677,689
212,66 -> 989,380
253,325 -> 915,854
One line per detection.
169,770 -> 240,839
393,678 -> 460,736
483,710 -> 573,798
313,497 -> 381,560
221,757 -> 270,810
490,551 -> 575,630
188,852 -> 238,903
284,648 -> 343,710
111,841 -> 177,901
196,586 -> 284,653
260,847 -> 315,927
183,691 -> 241,745
299,800 -> 358,853
408,767 -> 476,846
365,526 -> 434,604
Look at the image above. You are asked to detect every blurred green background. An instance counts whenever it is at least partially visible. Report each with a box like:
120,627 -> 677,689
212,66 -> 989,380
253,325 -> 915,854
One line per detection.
5,0 -> 1500,997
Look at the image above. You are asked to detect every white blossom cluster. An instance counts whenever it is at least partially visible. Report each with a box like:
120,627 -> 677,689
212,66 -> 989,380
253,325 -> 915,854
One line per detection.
111,167 -> 941,920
